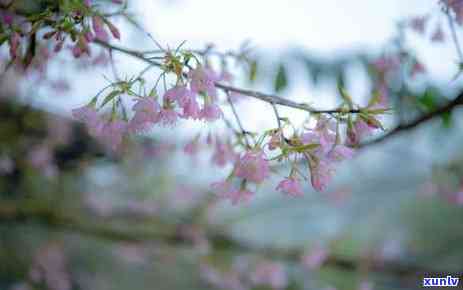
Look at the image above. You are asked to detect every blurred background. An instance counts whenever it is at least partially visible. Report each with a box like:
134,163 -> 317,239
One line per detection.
1,0 -> 463,290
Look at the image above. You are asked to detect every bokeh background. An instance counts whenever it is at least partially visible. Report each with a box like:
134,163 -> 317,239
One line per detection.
1,1 -> 463,290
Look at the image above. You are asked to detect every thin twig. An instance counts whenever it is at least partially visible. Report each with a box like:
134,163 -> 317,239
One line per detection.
95,41 -> 362,115
271,102 -> 282,129
446,7 -> 463,63
359,92 -> 463,147
226,92 -> 251,148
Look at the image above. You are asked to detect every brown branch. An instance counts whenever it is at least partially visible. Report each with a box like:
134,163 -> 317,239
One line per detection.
360,92 -> 463,148
95,41 -> 361,115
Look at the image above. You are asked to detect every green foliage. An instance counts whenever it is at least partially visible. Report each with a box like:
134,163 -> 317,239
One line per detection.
274,63 -> 288,93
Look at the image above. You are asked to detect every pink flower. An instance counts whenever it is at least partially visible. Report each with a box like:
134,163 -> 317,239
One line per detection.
211,181 -> 235,198
409,16 -> 428,34
105,20 -> 120,40
268,131 -> 282,150
302,131 -> 334,156
327,145 -> 355,162
250,262 -> 288,289
92,16 -> 109,42
347,119 -> 375,145
444,0 -> 463,24
212,140 -> 237,167
310,159 -> 334,192
100,120 -> 128,151
234,150 -> 270,183
227,189 -> 254,205
302,117 -> 337,156
159,108 -> 178,126
301,246 -> 329,270
2,12 -> 14,25
72,104 -> 104,136
9,32 -> 20,59
129,98 -> 160,133
372,56 -> 400,74
163,86 -> 192,103
211,181 -> 254,205
54,40 -> 64,53
184,139 -> 199,155
411,61 -> 426,78
200,103 -> 222,121
188,67 -> 219,97
431,25 -> 445,43
276,177 -> 304,197
84,31 -> 95,43
181,97 -> 201,119
71,45 -> 82,58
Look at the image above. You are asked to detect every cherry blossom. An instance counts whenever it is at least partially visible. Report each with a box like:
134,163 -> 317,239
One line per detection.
159,108 -> 179,126
268,131 -> 282,150
188,66 -> 219,97
431,25 -> 445,42
409,15 -> 429,34
129,97 -> 160,133
347,118 -> 375,146
234,150 -> 270,184
100,120 -> 128,151
200,103 -> 223,121
301,245 -> 329,270
327,145 -> 355,162
184,139 -> 200,155
92,16 -> 109,42
276,177 -> 304,197
211,139 -> 237,167
211,181 -> 254,205
310,159 -> 335,192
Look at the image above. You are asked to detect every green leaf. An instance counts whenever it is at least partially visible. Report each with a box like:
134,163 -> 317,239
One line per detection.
338,85 -> 353,108
100,90 -> 122,108
441,111 -> 452,128
336,70 -> 346,89
274,64 -> 288,93
249,60 -> 258,83
291,143 -> 320,153
417,89 -> 438,112
0,34 -> 8,46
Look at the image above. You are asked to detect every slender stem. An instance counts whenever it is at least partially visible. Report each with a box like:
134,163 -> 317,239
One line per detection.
226,92 -> 251,148
446,8 -> 463,64
95,41 -> 363,115
271,102 -> 282,129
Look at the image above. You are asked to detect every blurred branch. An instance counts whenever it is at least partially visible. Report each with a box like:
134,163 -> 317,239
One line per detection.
0,200 -> 457,279
360,91 -> 463,147
446,7 -> 463,64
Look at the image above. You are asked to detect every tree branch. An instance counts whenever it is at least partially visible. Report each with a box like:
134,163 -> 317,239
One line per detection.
360,92 -> 463,147
95,40 -> 361,115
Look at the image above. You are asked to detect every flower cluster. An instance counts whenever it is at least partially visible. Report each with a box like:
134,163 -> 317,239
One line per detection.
211,149 -> 269,205
72,65 -> 224,151
129,66 -> 224,129
0,0 -> 122,64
